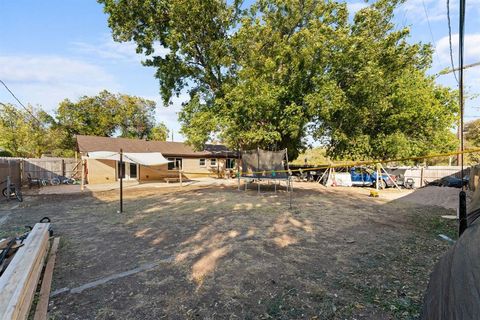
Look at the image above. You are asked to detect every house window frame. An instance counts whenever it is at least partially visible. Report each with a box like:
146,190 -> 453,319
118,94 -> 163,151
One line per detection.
168,157 -> 183,171
226,158 -> 235,169
210,158 -> 217,167
199,158 -> 206,167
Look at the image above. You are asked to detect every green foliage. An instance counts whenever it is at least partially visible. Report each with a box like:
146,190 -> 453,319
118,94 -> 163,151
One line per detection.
148,122 -> 169,141
0,104 -> 58,157
307,1 -> 458,160
56,90 -> 167,150
0,92 -> 169,157
290,147 -> 331,166
100,0 -> 459,161
0,150 -> 12,157
465,119 -> 480,163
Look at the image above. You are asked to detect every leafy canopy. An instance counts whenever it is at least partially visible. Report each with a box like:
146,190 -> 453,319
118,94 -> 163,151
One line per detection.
0,91 -> 169,157
0,103 -> 63,157
56,90 -> 169,150
100,0 -> 458,160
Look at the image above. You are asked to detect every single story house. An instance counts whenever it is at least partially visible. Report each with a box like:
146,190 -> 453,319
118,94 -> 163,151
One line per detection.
76,135 -> 238,184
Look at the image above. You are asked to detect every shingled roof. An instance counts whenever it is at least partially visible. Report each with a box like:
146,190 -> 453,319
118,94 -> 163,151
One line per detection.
76,135 -> 236,158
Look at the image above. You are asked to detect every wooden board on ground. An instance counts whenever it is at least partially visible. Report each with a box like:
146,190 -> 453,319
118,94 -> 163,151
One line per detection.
0,223 -> 50,320
34,237 -> 60,320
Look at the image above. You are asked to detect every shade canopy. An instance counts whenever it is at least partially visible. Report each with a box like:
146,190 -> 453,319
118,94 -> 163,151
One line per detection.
82,151 -> 171,166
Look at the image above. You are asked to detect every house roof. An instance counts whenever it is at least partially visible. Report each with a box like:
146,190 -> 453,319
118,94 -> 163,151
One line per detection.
76,135 -> 236,158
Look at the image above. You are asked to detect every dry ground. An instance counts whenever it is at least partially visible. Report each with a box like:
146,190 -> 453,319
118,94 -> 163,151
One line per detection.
0,183 -> 457,319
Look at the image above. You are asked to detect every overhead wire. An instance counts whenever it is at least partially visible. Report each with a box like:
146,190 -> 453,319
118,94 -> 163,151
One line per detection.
446,0 -> 459,84
421,0 -> 440,62
0,79 -> 43,126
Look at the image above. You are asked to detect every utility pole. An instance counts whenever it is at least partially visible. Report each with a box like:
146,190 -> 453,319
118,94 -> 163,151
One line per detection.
458,0 -> 467,236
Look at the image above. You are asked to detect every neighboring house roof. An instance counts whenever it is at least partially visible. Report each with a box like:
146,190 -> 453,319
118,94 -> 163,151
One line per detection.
76,135 -> 236,158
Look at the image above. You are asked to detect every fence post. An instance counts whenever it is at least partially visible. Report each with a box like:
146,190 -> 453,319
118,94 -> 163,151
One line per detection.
80,160 -> 85,191
20,159 -> 24,186
420,167 -> 425,187
62,159 -> 65,177
6,175 -> 10,202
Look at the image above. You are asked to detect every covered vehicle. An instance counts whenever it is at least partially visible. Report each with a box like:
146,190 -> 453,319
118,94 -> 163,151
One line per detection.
427,176 -> 469,188
421,188 -> 480,319
350,167 -> 397,189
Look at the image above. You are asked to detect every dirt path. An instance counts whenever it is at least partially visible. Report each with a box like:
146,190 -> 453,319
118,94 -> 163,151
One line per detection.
0,184 -> 456,319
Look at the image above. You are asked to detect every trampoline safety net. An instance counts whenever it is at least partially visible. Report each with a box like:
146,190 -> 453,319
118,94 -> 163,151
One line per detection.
241,149 -> 288,179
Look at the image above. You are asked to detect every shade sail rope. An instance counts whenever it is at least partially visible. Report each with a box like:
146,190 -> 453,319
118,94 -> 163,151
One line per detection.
82,148 -> 480,176
179,147 -> 480,176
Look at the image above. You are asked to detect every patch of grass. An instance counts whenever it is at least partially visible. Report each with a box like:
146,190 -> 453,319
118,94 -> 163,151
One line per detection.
413,212 -> 458,240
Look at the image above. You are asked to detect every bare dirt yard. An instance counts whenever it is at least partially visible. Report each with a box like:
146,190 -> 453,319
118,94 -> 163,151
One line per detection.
0,182 -> 458,319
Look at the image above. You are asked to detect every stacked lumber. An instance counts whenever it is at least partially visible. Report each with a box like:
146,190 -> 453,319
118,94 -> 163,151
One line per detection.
0,239 -> 25,274
0,223 -> 50,320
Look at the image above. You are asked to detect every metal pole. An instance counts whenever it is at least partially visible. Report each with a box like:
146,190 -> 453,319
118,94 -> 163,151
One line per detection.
459,190 -> 467,236
179,160 -> 183,187
119,149 -> 123,213
6,175 -> 11,202
458,0 -> 467,235
80,159 -> 85,191
237,148 -> 241,191
380,163 -> 401,191
257,147 -> 260,194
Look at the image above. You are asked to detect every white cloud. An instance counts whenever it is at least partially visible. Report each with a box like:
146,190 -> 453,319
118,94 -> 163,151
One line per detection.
0,55 -> 118,110
436,33 -> 480,66
347,1 -> 368,14
71,36 -> 169,63
435,34 -> 480,119
399,0 -> 480,25
400,0 -> 446,24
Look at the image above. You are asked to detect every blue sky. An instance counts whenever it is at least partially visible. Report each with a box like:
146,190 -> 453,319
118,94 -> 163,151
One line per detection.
0,0 -> 479,141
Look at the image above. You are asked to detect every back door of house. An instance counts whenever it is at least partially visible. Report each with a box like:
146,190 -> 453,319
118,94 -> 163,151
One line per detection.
117,162 -> 138,180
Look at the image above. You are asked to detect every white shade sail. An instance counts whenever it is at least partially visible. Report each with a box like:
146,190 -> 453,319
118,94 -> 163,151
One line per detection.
82,151 -> 171,166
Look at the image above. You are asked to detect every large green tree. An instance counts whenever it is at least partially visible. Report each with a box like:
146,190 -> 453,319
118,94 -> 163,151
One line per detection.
306,1 -> 458,160
0,103 -> 60,157
0,91 -> 169,157
100,0 -> 458,160
465,119 -> 480,163
56,90 -> 168,150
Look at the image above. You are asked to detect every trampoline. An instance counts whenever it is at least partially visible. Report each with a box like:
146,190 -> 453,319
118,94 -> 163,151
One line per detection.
238,148 -> 292,193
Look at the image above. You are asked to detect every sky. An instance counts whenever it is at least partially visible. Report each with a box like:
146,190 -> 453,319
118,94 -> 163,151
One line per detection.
0,0 -> 479,142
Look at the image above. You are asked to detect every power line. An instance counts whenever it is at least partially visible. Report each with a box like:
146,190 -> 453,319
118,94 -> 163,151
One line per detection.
421,0 -> 439,62
438,61 -> 480,75
446,0 -> 459,84
0,79 -> 43,126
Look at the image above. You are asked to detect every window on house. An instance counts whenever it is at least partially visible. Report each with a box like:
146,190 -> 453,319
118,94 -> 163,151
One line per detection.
199,158 -> 206,167
210,158 -> 217,166
226,158 -> 235,169
168,158 -> 182,170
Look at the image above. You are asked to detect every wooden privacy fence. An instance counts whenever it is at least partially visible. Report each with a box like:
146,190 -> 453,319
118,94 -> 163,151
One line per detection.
0,158 -> 81,186
22,158 -> 80,180
0,158 -> 21,186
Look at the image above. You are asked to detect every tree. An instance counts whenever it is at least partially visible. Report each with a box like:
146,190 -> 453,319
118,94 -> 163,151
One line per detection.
465,119 -> 480,163
0,103 -> 57,157
100,0 -> 459,160
100,0 -> 346,158
148,123 -> 169,141
306,0 -> 459,160
55,91 -> 166,150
